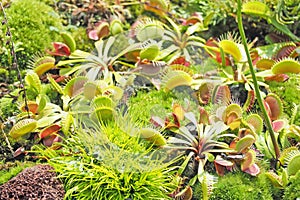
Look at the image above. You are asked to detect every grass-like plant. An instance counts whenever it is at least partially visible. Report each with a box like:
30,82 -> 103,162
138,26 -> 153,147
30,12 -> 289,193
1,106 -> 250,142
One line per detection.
33,113 -> 177,199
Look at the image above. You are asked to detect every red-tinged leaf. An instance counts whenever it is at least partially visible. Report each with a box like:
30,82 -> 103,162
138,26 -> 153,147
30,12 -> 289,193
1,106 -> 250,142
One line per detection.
243,163 -> 260,176
47,42 -> 71,57
20,101 -> 39,114
172,113 -> 181,127
184,16 -> 201,26
206,38 -> 218,48
264,74 -> 289,82
88,21 -> 110,40
263,100 -> 273,120
42,134 -> 62,147
214,155 -> 233,176
198,83 -> 212,105
264,94 -> 283,121
272,119 -> 287,132
199,106 -> 210,125
171,56 -> 191,67
164,117 -> 179,129
88,30 -> 99,40
216,53 -> 231,65
229,138 -> 238,149
39,124 -> 61,139
251,51 -> 260,66
214,156 -> 234,167
214,162 -> 226,176
13,146 -> 25,157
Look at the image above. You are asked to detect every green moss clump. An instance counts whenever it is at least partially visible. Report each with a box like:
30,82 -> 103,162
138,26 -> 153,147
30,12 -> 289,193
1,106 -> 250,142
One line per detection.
283,171 -> 300,200
128,87 -> 197,124
268,74 -> 300,125
208,172 -> 273,200
0,161 -> 35,185
0,96 -> 19,119
0,0 -> 63,69
70,27 -> 94,52
128,89 -> 176,124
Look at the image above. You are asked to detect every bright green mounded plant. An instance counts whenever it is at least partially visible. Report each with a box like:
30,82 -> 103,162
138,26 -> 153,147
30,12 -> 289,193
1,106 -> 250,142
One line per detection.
0,0 -> 62,69
33,112 -> 177,200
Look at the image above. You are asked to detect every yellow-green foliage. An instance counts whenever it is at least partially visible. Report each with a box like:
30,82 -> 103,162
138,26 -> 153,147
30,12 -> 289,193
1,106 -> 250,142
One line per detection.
0,0 -> 62,68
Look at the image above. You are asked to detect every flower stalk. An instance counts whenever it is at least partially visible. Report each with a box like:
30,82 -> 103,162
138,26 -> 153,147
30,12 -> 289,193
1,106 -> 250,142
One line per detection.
237,0 -> 281,160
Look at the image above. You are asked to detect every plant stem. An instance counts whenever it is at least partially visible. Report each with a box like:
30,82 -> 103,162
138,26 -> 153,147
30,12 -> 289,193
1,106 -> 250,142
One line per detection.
236,0 -> 281,160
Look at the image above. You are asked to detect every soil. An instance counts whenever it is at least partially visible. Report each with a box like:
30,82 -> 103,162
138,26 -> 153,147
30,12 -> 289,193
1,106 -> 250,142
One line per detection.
0,164 -> 65,200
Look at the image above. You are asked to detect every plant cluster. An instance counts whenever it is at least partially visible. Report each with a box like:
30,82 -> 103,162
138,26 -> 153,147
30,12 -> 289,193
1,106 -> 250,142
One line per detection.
0,0 -> 300,199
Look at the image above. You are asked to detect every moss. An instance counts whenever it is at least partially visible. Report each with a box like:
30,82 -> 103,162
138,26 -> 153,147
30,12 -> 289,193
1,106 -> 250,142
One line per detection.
0,0 -> 63,69
70,27 -> 94,52
128,88 -> 198,125
0,161 -> 35,185
0,97 -> 19,119
283,170 -> 300,200
128,89 -> 176,124
208,172 -> 273,200
268,74 -> 300,125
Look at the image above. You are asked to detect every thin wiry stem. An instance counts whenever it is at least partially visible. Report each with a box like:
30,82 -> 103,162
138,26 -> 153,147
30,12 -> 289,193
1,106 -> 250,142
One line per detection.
237,0 -> 280,160
1,2 -> 30,118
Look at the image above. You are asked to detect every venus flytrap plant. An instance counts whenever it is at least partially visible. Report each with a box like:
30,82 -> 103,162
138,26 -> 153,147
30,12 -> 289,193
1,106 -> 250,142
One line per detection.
237,0 -> 281,160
